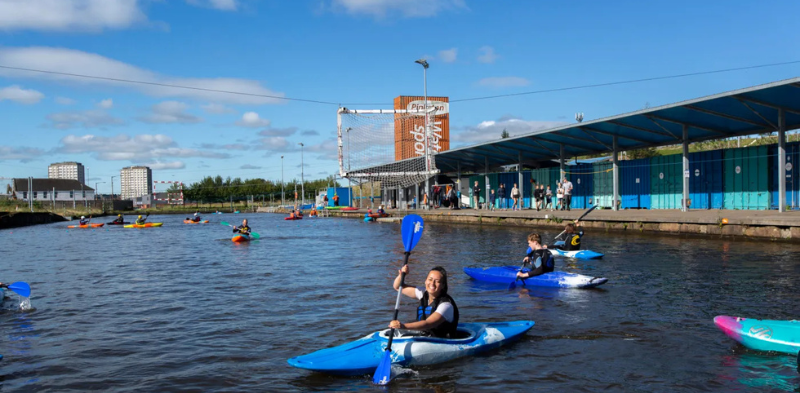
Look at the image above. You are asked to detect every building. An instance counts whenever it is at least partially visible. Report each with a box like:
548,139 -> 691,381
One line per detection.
12,178 -> 94,201
48,162 -> 85,184
120,166 -> 152,200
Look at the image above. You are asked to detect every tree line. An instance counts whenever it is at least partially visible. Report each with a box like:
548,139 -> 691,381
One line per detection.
170,175 -> 341,203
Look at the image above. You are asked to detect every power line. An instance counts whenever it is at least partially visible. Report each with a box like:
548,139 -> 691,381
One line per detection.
450,60 -> 800,103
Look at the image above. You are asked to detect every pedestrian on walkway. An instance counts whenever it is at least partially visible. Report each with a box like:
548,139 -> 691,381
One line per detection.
562,177 -> 573,211
498,183 -> 507,210
556,182 -> 563,211
511,183 -> 520,211
489,189 -> 496,211
473,181 -> 481,210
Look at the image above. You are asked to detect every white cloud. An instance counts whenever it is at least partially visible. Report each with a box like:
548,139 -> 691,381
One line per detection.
46,109 -> 124,129
0,145 -> 46,162
331,0 -> 466,18
97,98 -> 113,108
55,96 -> 76,105
452,117 -> 567,145
0,47 -> 286,105
254,136 -> 292,152
236,111 -> 270,128
0,85 -> 44,104
186,0 -> 238,11
201,102 -> 235,114
56,133 -> 229,161
199,143 -> 249,150
240,164 -> 262,169
476,76 -> 530,88
306,138 -> 339,160
0,0 -> 149,32
141,161 -> 186,170
438,48 -> 457,63
258,126 -> 297,137
140,101 -> 202,124
477,46 -> 498,63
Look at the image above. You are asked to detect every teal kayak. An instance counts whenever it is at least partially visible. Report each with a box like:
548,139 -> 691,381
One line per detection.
714,315 -> 800,355
288,321 -> 534,376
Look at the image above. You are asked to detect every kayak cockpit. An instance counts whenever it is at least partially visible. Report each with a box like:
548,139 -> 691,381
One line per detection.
379,326 -> 481,344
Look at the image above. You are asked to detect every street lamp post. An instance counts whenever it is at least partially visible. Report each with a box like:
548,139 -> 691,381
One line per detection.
281,155 -> 285,208
94,182 -> 105,200
415,58 -> 430,207
111,176 -> 117,201
298,143 -> 305,208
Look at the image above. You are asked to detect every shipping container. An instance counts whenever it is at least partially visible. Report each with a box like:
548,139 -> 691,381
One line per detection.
521,170 -> 533,209
650,154 -> 683,209
593,162 -> 614,208
724,145 -> 769,210
689,150 -> 724,209
769,141 -> 800,210
567,163 -> 594,209
487,173 -> 499,209
327,187 -> 352,207
497,172 -> 518,209
620,158 -> 651,209
468,175 -> 486,208
393,96 -> 450,161
530,167 -> 559,208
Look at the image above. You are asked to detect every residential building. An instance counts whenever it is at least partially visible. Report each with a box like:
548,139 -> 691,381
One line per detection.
12,178 -> 94,201
48,162 -> 85,184
120,166 -> 152,200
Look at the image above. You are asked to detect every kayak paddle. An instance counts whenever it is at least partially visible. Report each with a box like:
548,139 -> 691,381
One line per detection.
220,221 -> 260,239
373,214 -> 425,385
553,205 -> 597,243
1,282 -> 31,298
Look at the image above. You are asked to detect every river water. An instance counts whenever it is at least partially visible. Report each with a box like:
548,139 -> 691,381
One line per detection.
1,213 -> 799,392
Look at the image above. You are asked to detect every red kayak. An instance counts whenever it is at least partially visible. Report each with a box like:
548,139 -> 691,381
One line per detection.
232,234 -> 250,242
285,216 -> 303,220
68,223 -> 104,229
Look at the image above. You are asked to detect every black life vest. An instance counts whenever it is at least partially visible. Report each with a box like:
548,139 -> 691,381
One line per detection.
526,248 -> 555,277
559,231 -> 583,251
417,292 -> 459,338
234,225 -> 251,234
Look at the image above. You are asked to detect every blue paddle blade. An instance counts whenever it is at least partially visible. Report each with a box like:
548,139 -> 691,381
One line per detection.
7,282 -> 31,297
372,349 -> 393,385
401,214 -> 424,252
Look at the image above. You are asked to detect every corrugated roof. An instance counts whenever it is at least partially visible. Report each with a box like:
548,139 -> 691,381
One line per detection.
13,178 -> 94,192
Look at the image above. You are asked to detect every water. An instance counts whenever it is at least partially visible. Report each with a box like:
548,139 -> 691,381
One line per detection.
2,213 -> 800,392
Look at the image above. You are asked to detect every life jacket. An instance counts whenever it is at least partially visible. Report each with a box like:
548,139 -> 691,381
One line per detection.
528,248 -> 555,276
558,231 -> 583,251
193,216 -> 201,222
235,225 -> 251,234
136,219 -> 145,225
80,219 -> 89,225
417,292 -> 459,338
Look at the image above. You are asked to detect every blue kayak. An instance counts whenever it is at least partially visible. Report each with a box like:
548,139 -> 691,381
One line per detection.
288,321 -> 534,376
714,315 -> 800,355
549,248 -> 604,259
464,266 -> 608,289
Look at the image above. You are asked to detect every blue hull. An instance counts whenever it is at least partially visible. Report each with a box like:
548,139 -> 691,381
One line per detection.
549,248 -> 604,259
288,321 -> 534,376
714,316 -> 800,355
464,267 -> 608,289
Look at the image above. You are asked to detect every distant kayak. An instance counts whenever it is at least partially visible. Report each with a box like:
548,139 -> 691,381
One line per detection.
107,221 -> 127,225
123,223 -> 163,228
549,248 -> 604,259
232,234 -> 250,243
285,216 -> 303,220
464,266 -> 608,289
368,213 -> 391,218
183,219 -> 209,224
340,207 -> 358,211
288,321 -> 534,376
67,223 -> 104,229
714,315 -> 800,355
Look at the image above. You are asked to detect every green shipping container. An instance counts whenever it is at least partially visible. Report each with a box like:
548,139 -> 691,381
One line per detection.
593,162 -> 613,208
530,167 -> 560,199
723,145 -> 769,210
487,173 -> 499,208
650,154 -> 682,209
468,175 -> 486,208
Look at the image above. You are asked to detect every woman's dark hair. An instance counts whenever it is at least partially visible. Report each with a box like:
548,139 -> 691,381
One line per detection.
429,266 -> 449,296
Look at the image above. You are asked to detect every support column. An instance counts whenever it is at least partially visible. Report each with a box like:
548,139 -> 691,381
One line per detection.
682,125 -> 689,212
518,152 -> 523,211
397,186 -> 403,210
779,109 -> 787,213
612,136 -> 619,211
457,162 -> 461,208
415,183 -> 419,210
485,157 -> 489,210
559,144 -> 565,182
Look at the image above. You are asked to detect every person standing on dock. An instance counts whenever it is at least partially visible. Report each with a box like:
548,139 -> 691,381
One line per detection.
473,181 -> 481,210
333,194 -> 339,207
489,189 -> 496,211
562,177 -> 573,211
556,182 -> 564,210
498,183 -> 507,210
545,185 -> 553,211
511,183 -> 520,211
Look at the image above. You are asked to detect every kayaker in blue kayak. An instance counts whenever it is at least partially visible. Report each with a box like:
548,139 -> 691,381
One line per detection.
135,215 -> 146,225
553,221 -> 583,251
517,233 -> 555,280
389,265 -> 460,338
233,219 -> 251,235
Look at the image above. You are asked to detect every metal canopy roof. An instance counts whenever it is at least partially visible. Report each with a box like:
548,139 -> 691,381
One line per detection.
429,77 -> 800,173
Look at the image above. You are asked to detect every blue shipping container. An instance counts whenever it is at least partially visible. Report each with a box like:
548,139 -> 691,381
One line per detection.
568,164 -> 594,209
497,172 -> 518,209
770,141 -> 800,210
689,150 -> 724,209
327,187 -> 352,207
619,159 -> 651,209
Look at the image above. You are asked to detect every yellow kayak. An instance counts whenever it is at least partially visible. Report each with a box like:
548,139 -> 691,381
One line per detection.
123,222 -> 163,228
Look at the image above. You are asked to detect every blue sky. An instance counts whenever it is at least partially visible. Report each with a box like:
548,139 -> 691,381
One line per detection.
1,0 -> 799,194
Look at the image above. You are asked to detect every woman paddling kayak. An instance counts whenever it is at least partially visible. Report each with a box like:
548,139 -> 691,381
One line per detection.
389,265 -> 460,338
517,233 -> 555,280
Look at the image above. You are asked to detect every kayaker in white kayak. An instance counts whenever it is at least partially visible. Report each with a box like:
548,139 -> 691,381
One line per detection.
79,216 -> 89,225
388,265 -> 460,338
517,233 -> 555,280
135,215 -> 147,225
553,221 -> 583,250
233,219 -> 251,236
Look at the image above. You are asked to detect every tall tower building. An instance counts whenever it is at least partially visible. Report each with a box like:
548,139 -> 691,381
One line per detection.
48,162 -> 85,184
120,166 -> 153,200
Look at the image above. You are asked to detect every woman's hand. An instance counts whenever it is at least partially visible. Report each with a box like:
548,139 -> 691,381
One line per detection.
389,320 -> 404,329
398,265 -> 409,275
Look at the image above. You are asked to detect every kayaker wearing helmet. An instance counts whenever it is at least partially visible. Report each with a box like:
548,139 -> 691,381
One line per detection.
388,265 -> 460,338
377,205 -> 386,216
192,212 -> 202,222
112,214 -> 124,224
135,215 -> 146,225
553,221 -> 583,250
233,219 -> 251,236
79,216 -> 89,225
517,233 -> 555,280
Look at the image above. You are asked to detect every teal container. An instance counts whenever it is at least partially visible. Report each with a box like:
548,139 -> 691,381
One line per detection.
724,145 -> 769,210
530,167 -> 559,190
593,162 -> 613,208
468,175 -> 486,208
650,154 -> 683,209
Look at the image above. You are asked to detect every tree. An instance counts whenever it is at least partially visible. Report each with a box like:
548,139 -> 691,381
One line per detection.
500,129 -> 510,139
626,147 -> 659,160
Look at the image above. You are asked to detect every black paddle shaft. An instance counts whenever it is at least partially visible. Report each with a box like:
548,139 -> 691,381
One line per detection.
385,251 -> 411,351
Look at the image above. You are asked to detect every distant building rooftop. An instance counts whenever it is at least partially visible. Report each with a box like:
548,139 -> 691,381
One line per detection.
13,178 -> 94,192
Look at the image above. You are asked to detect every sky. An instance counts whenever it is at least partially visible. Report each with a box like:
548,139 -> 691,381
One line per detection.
1,0 -> 799,194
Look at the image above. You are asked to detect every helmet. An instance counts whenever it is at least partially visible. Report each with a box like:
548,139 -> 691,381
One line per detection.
138,215 -> 142,219
81,216 -> 85,219
194,212 -> 198,216
118,214 -> 122,217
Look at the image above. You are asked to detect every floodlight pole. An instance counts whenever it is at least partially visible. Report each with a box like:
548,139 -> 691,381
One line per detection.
298,143 -> 305,208
415,58 -> 431,201
281,155 -> 285,208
